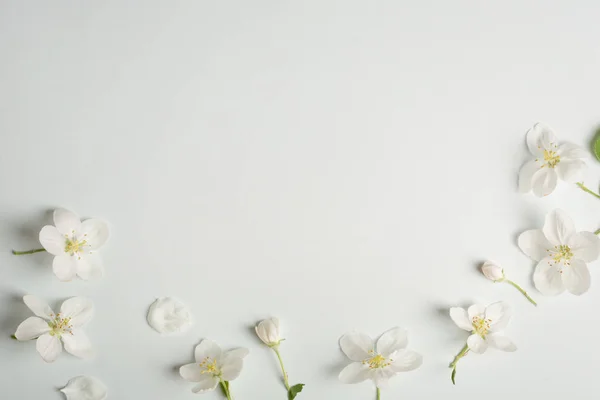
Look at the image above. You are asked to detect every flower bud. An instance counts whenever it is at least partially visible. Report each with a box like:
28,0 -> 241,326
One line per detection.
255,318 -> 282,347
481,261 -> 505,282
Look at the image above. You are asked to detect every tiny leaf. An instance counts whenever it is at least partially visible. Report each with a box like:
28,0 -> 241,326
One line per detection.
288,383 -> 305,400
11,334 -> 17,340
594,132 -> 600,162
451,368 -> 457,385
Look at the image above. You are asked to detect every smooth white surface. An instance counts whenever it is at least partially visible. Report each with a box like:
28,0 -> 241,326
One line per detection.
1,1 -> 600,398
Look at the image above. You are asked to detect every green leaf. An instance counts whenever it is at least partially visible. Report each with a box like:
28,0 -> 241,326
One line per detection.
593,132 -> 600,162
288,383 -> 305,400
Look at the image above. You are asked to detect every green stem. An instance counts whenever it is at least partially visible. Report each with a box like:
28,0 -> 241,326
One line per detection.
505,279 -> 537,306
273,347 -> 290,390
220,380 -> 232,400
449,343 -> 469,385
576,182 -> 600,200
376,387 -> 381,400
595,228 -> 600,235
12,248 -> 46,255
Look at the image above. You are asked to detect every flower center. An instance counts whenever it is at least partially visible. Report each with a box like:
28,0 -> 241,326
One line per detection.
199,357 -> 220,376
362,351 -> 392,369
48,313 -> 73,337
472,316 -> 491,338
542,149 -> 560,168
552,244 -> 573,265
64,236 -> 88,257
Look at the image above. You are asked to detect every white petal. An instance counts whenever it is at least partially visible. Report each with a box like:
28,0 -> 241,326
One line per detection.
23,295 -> 54,319
192,376 -> 219,393
75,254 -> 104,280
180,363 -> 203,382
36,333 -> 63,362
518,229 -> 553,261
487,335 -> 517,352
194,339 -> 222,363
569,232 -> 600,262
376,327 -> 408,357
54,208 -> 82,236
518,160 -> 541,193
39,225 -> 66,256
61,376 -> 108,400
220,356 -> 244,381
531,168 -> 558,197
449,308 -> 472,331
534,258 -> 566,296
556,159 -> 586,183
389,349 -> 423,372
223,348 -> 249,360
562,259 -> 591,296
467,304 -> 485,321
466,334 -> 488,354
255,318 -> 281,345
485,302 -> 512,331
543,209 -> 576,246
78,219 -> 109,250
557,142 -> 587,160
526,122 -> 557,155
339,362 -> 370,384
339,332 -> 374,361
53,254 -> 77,281
147,297 -> 192,335
62,329 -> 94,359
61,297 -> 94,327
14,317 -> 50,340
372,368 -> 395,388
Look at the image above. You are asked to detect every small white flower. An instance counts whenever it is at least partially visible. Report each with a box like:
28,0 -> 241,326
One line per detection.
61,376 -> 107,400
518,123 -> 587,197
179,339 -> 249,394
449,302 -> 517,354
147,297 -> 192,335
14,295 -> 94,362
39,208 -> 109,281
338,327 -> 422,389
518,209 -> 600,296
481,261 -> 505,282
255,318 -> 282,347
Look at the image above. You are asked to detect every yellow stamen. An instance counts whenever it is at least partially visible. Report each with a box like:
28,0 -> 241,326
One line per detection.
542,149 -> 560,168
362,350 -> 392,369
199,357 -> 220,375
472,316 -> 491,338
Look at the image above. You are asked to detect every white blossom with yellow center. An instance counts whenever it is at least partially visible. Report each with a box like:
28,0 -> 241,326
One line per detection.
179,339 -> 249,394
519,122 -> 587,197
450,302 -> 517,354
518,209 -> 600,296
14,295 -> 95,363
338,327 -> 422,389
39,208 -> 109,282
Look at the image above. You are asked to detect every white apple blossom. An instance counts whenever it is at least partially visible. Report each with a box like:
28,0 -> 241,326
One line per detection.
179,339 -> 248,398
255,318 -> 282,347
338,327 -> 422,397
519,123 -> 587,197
518,209 -> 600,296
61,376 -> 107,400
147,297 -> 192,334
449,302 -> 516,384
481,261 -> 537,306
34,208 -> 109,281
14,295 -> 94,363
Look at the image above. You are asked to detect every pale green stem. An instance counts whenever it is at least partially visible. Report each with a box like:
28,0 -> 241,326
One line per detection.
449,343 -> 469,385
576,182 -> 600,200
220,380 -> 232,400
272,347 -> 290,390
376,387 -> 381,400
504,279 -> 537,306
12,248 -> 46,255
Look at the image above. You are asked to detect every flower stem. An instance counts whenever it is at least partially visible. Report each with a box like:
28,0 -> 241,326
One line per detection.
12,248 -> 46,255
449,343 -> 469,385
376,387 -> 381,400
272,347 -> 290,390
220,380 -> 233,400
576,182 -> 600,200
505,279 -> 537,306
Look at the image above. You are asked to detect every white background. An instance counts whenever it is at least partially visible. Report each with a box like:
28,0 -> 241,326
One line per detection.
1,1 -> 600,399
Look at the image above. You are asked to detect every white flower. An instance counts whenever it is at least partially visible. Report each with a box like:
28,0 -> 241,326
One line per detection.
255,318 -> 282,347
518,209 -> 600,296
61,376 -> 107,400
518,123 -> 587,197
338,327 -> 422,388
147,297 -> 192,334
39,208 -> 109,281
481,261 -> 505,282
179,339 -> 249,393
14,295 -> 94,362
449,302 -> 517,354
